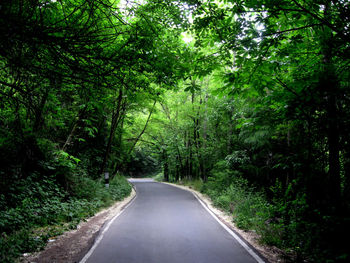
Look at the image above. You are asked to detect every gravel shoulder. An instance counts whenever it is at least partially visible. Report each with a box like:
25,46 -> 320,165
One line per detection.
21,187 -> 136,263
164,182 -> 285,263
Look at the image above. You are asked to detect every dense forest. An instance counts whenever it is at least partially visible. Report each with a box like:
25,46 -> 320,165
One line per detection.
0,0 -> 349,262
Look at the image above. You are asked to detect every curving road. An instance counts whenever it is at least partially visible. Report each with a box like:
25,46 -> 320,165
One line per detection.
81,179 -> 265,263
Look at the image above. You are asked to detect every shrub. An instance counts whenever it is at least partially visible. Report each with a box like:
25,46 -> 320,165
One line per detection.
153,172 -> 164,182
179,178 -> 203,192
69,175 -> 106,201
202,164 -> 276,246
109,175 -> 132,201
202,160 -> 241,193
0,229 -> 46,263
0,173 -> 131,262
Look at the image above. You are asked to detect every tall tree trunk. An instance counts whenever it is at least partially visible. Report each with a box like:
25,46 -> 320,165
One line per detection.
113,114 -> 125,175
286,121 -> 291,187
183,130 -> 189,179
321,3 -> 341,207
189,139 -> 192,179
201,86 -> 209,182
163,148 -> 169,182
227,106 -> 234,155
327,89 -> 341,204
62,104 -> 88,152
33,86 -> 50,132
175,145 -> 183,180
176,155 -> 180,181
99,88 -> 124,175
343,149 -> 350,205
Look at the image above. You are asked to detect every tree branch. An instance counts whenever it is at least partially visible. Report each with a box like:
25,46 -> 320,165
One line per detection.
263,23 -> 323,37
127,100 -> 157,155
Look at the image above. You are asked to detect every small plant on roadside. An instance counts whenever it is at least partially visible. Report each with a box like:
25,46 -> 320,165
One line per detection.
153,172 -> 164,182
0,172 -> 131,263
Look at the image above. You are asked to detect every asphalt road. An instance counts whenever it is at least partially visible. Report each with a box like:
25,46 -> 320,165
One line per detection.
81,179 -> 264,263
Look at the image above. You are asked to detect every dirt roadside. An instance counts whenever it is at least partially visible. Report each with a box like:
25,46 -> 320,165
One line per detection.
164,182 -> 285,263
21,187 -> 136,263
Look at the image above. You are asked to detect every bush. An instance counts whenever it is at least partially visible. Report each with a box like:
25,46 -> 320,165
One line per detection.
202,163 -> 277,247
0,173 -> 131,262
204,175 -> 272,232
69,175 -> 107,201
109,175 -> 132,201
202,160 -> 241,193
153,172 -> 164,182
201,165 -> 350,262
179,178 -> 204,192
0,229 -> 47,263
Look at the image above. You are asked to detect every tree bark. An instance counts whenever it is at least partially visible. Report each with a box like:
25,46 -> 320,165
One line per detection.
33,87 -> 50,132
201,84 -> 209,182
99,88 -> 124,175
62,104 -> 88,152
112,113 -> 126,176
163,148 -> 169,182
321,3 -> 341,207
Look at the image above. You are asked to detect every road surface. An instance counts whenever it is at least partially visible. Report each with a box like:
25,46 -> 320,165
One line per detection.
81,179 -> 264,263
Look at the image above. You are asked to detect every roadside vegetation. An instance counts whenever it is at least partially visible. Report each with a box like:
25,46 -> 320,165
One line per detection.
0,174 -> 131,263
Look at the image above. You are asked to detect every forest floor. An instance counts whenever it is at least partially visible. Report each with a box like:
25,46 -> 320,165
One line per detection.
167,182 -> 286,263
20,187 -> 136,263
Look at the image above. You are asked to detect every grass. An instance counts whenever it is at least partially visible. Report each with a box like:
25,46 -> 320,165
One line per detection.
177,178 -> 204,192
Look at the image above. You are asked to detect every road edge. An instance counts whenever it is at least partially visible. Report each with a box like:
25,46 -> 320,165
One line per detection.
79,185 -> 137,263
162,182 -> 268,263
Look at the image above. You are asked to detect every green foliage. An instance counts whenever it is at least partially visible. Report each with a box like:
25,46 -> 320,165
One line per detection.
179,178 -> 204,192
201,165 -> 350,261
153,172 -> 165,182
109,175 -> 132,201
0,174 -> 131,262
0,229 -> 47,263
69,176 -> 109,202
203,161 -> 241,193
178,164 -> 301,252
203,164 -> 272,232
124,148 -> 160,177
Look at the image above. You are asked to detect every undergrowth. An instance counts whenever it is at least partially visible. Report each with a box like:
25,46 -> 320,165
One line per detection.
0,174 -> 131,263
